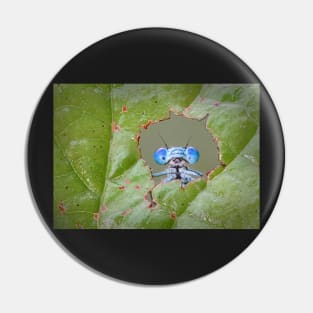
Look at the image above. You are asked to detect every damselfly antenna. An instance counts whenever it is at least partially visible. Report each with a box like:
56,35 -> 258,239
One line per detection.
184,136 -> 192,148
158,133 -> 168,149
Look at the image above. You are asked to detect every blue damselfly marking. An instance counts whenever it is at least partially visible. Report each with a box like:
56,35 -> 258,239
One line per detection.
152,136 -> 203,187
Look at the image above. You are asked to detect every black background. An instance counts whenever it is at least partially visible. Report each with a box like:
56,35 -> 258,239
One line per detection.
27,28 -> 284,284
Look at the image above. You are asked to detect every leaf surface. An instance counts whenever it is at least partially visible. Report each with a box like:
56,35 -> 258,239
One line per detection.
54,84 -> 259,229
54,84 -> 111,228
98,84 -> 202,229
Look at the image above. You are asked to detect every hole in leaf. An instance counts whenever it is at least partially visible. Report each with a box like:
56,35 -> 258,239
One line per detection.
139,112 -> 219,185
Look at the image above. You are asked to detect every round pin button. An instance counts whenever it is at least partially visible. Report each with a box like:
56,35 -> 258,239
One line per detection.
27,28 -> 284,284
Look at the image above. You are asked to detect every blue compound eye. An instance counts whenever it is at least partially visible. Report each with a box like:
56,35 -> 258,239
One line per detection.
185,147 -> 200,164
153,147 -> 168,165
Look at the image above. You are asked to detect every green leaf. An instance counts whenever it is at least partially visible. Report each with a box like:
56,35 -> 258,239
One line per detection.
184,84 -> 259,164
54,84 -> 259,229
98,84 -> 202,229
175,130 -> 260,229
54,84 -> 111,228
54,84 -> 201,228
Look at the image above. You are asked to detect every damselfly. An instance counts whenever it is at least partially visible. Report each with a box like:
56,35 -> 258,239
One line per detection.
152,136 -> 203,187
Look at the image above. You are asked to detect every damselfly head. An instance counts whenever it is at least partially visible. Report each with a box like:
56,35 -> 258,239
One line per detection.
153,146 -> 200,165
154,134 -> 200,165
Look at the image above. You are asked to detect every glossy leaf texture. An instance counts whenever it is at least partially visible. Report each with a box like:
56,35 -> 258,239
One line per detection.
54,84 -> 259,229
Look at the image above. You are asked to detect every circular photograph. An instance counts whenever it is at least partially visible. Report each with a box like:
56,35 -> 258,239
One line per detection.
28,28 -> 284,284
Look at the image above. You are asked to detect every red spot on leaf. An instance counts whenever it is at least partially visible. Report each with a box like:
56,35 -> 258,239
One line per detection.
144,194 -> 149,201
93,213 -> 99,221
134,134 -> 141,143
121,208 -> 132,217
75,223 -> 84,229
212,136 -> 219,144
124,179 -> 131,185
135,184 -> 141,190
147,201 -> 157,210
170,212 -> 177,220
121,105 -> 128,113
101,205 -> 108,213
58,202 -> 66,214
206,169 -> 215,176
213,101 -> 221,107
142,120 -> 153,129
112,121 -> 121,132
118,185 -> 125,190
